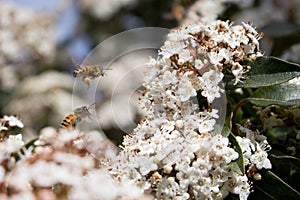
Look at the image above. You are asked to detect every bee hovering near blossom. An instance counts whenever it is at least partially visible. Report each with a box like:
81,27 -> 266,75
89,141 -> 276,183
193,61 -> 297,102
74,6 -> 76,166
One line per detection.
72,59 -> 111,86
60,103 -> 95,130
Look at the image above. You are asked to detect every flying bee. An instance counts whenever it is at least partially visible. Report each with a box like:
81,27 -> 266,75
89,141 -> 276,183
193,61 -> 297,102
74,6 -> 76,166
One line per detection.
72,59 -> 111,86
60,103 -> 95,130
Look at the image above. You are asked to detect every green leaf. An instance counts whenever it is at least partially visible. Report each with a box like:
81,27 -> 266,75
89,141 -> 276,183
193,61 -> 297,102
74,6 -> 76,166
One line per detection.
249,84 -> 300,107
221,103 -> 233,137
224,193 -> 240,200
270,154 -> 300,168
221,122 -> 232,138
254,170 -> 300,199
249,186 -> 276,200
229,132 -> 245,175
262,21 -> 300,37
268,150 -> 300,192
229,161 -> 243,175
266,126 -> 292,145
238,56 -> 300,88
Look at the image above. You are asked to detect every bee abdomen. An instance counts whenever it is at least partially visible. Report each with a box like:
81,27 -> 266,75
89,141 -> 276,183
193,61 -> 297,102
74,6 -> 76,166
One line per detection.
60,114 -> 76,129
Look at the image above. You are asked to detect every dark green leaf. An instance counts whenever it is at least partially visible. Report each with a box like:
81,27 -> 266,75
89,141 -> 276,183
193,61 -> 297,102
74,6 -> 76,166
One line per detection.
249,185 -> 276,200
261,21 -> 300,37
238,56 -> 300,88
224,193 -> 240,200
266,127 -> 292,145
254,170 -> 300,199
269,150 -> 300,192
270,154 -> 300,168
229,132 -> 245,175
249,84 -> 300,107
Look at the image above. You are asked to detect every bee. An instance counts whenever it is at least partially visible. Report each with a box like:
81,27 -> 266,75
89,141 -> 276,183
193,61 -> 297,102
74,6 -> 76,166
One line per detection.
72,59 -> 111,86
60,103 -> 95,130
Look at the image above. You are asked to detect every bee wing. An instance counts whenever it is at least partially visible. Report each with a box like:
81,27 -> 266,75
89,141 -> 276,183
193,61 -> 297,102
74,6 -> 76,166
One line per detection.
72,57 -> 82,67
100,66 -> 112,71
88,103 -> 95,110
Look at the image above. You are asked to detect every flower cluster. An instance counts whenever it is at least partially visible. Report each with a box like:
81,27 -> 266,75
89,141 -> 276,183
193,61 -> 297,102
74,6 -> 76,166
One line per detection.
0,2 -> 55,64
183,0 -> 255,24
0,115 -> 24,130
0,116 -> 26,199
78,0 -> 137,20
236,124 -> 272,178
139,20 -> 262,129
110,20 -> 267,199
112,129 -> 250,199
0,119 -> 150,199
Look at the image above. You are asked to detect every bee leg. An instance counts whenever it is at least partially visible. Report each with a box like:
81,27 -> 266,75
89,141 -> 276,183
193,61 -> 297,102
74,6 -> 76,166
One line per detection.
72,121 -> 77,128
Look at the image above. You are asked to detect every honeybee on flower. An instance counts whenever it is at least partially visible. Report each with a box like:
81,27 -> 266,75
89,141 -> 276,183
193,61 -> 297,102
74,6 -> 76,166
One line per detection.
60,103 -> 95,130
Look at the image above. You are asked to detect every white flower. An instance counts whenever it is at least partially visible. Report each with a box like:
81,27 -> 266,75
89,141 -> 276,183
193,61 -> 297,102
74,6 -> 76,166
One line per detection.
0,122 -> 8,131
3,115 -> 24,128
162,70 -> 178,85
57,130 -> 79,144
161,120 -> 175,134
200,70 -> 224,103
194,59 -> 206,70
178,49 -> 192,62
199,118 -> 216,133
207,51 -> 224,65
0,166 -> 5,183
250,150 -> 272,170
167,29 -> 190,42
231,62 -> 244,85
219,48 -> 231,64
226,173 -> 250,200
33,161 -> 78,187
160,41 -> 186,59
6,134 -> 24,153
53,152 -> 95,171
201,69 -> 224,86
237,125 -> 272,171
242,22 -> 258,35
192,157 -> 211,176
201,85 -> 222,103
135,156 -> 158,175
178,75 -> 197,102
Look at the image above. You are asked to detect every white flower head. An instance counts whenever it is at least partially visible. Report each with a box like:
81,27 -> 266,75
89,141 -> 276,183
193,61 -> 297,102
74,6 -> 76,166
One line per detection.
3,115 -> 24,128
201,69 -> 224,86
7,134 -> 24,153
0,122 -> 8,131
163,70 -> 178,85
199,118 -> 216,133
0,166 -> 5,183
201,85 -> 222,103
178,75 -> 197,102
250,150 -> 272,170
112,20 -> 264,199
